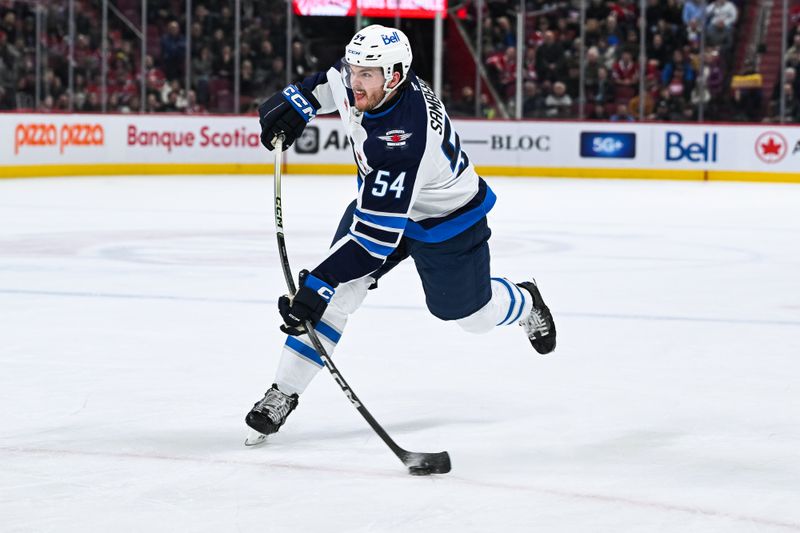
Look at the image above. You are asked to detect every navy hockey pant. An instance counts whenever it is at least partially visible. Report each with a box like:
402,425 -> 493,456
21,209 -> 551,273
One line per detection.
332,200 -> 493,321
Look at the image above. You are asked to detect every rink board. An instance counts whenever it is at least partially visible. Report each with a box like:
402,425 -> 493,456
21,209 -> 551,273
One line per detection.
1,113 -> 799,181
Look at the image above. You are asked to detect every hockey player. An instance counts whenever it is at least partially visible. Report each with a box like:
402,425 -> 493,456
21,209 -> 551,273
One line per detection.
245,25 -> 556,439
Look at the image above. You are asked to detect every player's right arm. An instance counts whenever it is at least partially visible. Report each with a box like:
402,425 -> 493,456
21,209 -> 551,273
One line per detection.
297,61 -> 344,115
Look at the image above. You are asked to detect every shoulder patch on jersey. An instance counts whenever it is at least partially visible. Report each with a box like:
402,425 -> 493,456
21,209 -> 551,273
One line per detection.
377,130 -> 412,149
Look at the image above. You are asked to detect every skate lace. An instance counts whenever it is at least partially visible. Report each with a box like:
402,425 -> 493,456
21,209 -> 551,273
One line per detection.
255,389 -> 294,425
522,307 -> 550,337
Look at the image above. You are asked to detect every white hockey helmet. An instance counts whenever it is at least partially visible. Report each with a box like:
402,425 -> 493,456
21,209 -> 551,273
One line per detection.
343,25 -> 413,98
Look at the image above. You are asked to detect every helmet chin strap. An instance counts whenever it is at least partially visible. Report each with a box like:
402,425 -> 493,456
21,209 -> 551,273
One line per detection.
372,84 -> 396,110
370,75 -> 403,110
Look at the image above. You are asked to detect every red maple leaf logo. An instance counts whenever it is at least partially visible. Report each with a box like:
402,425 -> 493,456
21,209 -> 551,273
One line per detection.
761,136 -> 782,155
755,131 -> 788,163
391,134 -> 402,142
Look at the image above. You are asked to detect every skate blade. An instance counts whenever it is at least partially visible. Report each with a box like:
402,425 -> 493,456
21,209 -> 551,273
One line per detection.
244,429 -> 267,447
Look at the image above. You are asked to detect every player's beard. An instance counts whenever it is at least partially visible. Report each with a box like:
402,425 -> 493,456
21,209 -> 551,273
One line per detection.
353,86 -> 387,112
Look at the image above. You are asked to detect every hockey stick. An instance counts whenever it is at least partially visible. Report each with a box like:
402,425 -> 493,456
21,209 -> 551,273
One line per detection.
271,134 -> 451,476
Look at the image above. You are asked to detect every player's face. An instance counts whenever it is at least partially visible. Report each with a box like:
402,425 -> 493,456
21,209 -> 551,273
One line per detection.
348,65 -> 387,111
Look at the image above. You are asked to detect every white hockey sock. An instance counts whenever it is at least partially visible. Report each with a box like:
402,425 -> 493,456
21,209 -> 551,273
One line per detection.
273,276 -> 373,396
456,277 -> 532,334
275,317 -> 344,396
491,277 -> 532,326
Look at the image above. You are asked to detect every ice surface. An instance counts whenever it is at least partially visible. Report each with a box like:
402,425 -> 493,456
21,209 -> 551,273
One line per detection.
1,175 -> 799,532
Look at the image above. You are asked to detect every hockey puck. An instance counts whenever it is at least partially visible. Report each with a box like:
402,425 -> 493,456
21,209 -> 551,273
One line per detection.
408,466 -> 434,476
402,450 -> 451,475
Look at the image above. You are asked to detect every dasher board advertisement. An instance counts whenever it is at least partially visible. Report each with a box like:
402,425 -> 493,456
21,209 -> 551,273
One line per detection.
2,113 -> 800,182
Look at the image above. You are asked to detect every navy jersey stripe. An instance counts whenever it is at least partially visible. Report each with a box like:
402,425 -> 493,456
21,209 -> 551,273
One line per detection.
353,221 -> 401,245
348,231 -> 395,257
414,178 -> 491,230
354,208 -> 407,230
404,180 -> 496,243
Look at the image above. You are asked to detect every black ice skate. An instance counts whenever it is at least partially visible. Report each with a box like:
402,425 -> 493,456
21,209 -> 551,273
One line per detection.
517,280 -> 557,354
244,384 -> 299,446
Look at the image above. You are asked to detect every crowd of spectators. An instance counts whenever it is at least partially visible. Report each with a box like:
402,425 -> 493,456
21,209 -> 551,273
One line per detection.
453,0 -> 747,121
0,0 -> 302,113
0,0 -> 790,123
769,10 -> 800,122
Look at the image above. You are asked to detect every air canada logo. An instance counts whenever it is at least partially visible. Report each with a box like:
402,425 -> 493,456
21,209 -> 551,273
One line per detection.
755,131 -> 787,163
378,129 -> 412,148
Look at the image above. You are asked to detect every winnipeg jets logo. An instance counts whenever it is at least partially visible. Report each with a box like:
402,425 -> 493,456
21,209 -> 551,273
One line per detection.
378,130 -> 412,148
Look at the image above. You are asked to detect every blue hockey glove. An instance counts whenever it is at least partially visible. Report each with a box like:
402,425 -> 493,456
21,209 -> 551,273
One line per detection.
278,270 -> 336,336
258,85 -> 320,151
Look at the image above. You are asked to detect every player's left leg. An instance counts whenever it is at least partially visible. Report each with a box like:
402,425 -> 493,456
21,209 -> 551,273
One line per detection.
265,200 -> 412,397
246,201 -> 411,439
409,216 -> 556,354
245,274 -> 373,437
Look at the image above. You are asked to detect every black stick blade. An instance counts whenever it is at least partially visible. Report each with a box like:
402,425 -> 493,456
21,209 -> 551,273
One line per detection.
402,451 -> 451,475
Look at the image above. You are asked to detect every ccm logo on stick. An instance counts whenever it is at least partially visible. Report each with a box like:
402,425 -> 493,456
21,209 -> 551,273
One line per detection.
14,123 -> 104,154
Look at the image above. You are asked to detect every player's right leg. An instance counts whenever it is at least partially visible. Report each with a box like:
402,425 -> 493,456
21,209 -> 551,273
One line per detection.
454,276 -> 556,354
409,216 -> 556,354
516,280 -> 556,354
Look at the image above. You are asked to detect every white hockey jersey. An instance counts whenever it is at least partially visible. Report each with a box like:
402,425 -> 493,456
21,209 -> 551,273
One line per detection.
300,63 -> 496,286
